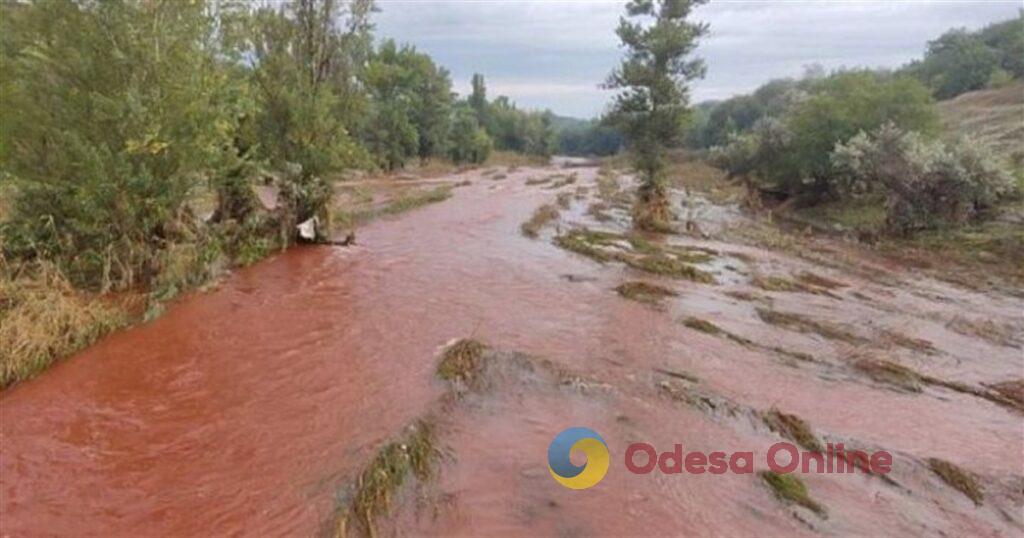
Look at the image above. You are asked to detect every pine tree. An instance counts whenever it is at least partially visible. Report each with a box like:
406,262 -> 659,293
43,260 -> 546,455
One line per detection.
605,0 -> 708,231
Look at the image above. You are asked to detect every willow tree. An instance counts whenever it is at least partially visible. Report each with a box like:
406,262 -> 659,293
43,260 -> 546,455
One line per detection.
605,0 -> 708,231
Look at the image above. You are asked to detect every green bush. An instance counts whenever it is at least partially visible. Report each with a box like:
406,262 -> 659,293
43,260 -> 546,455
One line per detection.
1,0 -> 248,291
832,123 -> 1015,235
711,70 -> 939,200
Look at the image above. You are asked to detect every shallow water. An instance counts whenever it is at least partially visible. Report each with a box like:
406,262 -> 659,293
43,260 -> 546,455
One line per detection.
2,164 -> 1022,536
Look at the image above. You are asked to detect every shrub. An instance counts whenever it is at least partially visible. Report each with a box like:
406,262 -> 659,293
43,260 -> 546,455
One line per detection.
832,123 -> 1015,235
711,70 -> 939,200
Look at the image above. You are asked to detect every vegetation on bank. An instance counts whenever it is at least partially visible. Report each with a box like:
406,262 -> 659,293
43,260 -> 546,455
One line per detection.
0,0 -> 557,387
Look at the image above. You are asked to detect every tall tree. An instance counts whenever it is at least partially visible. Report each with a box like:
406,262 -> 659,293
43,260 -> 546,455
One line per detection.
605,0 -> 708,231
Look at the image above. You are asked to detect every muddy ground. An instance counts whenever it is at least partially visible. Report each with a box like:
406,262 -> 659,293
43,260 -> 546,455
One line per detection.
1,160 -> 1022,537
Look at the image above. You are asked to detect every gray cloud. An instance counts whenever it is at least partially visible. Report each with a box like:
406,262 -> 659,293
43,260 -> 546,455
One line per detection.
374,0 -> 1021,118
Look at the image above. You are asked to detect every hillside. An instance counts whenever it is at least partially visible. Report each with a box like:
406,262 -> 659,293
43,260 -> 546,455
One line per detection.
938,82 -> 1024,164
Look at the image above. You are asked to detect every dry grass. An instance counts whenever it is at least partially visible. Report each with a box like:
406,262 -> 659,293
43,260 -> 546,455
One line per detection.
751,274 -> 841,298
336,186 -> 452,228
485,150 -> 549,168
756,308 -> 864,344
762,408 -> 823,452
520,204 -> 560,239
334,420 -> 439,537
436,339 -> 488,388
586,202 -> 613,222
524,176 -> 552,186
614,281 -> 678,305
853,359 -> 923,393
544,173 -> 578,190
947,315 -> 1022,348
554,228 -> 715,283
1,265 -> 127,388
928,458 -> 984,506
682,317 -> 721,334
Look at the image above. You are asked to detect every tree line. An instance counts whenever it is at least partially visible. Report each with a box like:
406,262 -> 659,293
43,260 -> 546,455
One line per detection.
0,0 -> 555,294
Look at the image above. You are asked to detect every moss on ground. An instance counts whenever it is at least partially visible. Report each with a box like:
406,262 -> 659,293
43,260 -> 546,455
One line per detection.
615,281 -> 678,305
335,420 -> 439,537
928,458 -> 984,506
762,408 -> 823,452
760,471 -> 827,518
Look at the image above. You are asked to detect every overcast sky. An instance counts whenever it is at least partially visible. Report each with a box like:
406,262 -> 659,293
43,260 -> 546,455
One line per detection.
374,0 -> 1020,118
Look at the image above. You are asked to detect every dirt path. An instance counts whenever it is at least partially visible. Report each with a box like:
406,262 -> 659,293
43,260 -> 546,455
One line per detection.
2,162 -> 1021,536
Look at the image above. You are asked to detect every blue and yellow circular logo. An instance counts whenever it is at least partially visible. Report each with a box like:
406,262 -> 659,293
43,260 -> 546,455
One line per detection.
547,427 -> 610,489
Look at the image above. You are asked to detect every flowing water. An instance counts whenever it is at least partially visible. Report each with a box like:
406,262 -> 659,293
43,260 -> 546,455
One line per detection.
2,163 -> 1022,536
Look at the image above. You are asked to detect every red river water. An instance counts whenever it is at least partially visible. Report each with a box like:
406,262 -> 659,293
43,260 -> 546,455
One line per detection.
2,163 -> 1022,536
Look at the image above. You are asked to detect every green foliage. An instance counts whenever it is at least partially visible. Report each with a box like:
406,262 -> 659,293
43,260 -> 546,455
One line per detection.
832,123 -> 1015,235
361,40 -> 454,170
449,106 -> 493,164
0,0 -> 249,291
712,70 -> 939,199
554,117 -> 624,156
605,0 -> 708,229
465,74 -> 556,159
905,14 -> 1024,99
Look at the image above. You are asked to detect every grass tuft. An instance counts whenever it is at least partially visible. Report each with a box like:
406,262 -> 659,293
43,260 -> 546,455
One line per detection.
853,359 -> 923,392
520,204 -> 560,239
1,266 -> 127,388
760,471 -> 827,518
337,186 -> 452,228
682,317 -> 721,334
762,408 -> 823,452
436,339 -> 488,388
614,281 -> 678,305
928,458 -> 983,506
756,308 -> 864,344
335,420 -> 439,537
